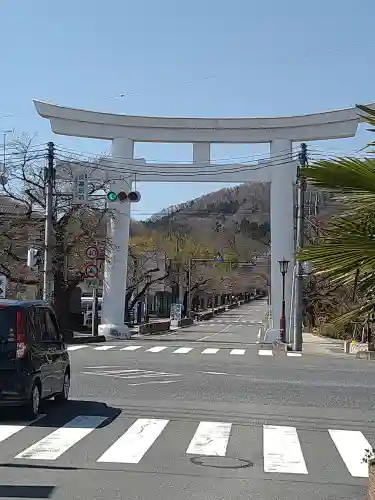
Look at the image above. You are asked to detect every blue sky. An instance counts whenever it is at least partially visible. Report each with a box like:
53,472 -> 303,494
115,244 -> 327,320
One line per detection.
1,0 -> 374,219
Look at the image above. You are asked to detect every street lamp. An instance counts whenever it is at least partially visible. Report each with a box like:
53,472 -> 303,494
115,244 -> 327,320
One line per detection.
145,274 -> 152,323
278,257 -> 289,342
1,130 -> 13,172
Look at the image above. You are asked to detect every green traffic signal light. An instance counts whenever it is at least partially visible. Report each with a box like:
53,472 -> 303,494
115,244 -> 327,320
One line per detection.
107,191 -> 118,201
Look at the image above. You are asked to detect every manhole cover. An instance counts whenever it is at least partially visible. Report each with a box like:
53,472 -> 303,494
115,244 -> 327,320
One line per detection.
190,456 -> 253,469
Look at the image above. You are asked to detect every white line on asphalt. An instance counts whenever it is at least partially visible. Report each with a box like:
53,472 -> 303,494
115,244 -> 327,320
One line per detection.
0,414 -> 46,445
328,429 -> 371,477
173,347 -> 193,354
287,352 -> 302,357
263,425 -> 308,474
94,346 -> 116,351
234,315 -> 244,323
258,350 -> 273,356
230,349 -> 246,355
67,345 -> 88,351
186,421 -> 232,456
15,415 -> 107,460
198,371 -> 235,376
97,418 -> 169,464
146,346 -> 168,353
197,323 -> 233,342
128,380 -> 179,386
121,345 -> 142,351
0,424 -> 27,444
202,348 -> 219,354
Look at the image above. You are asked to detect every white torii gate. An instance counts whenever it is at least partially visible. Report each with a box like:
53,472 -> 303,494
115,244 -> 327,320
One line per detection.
33,100 -> 364,339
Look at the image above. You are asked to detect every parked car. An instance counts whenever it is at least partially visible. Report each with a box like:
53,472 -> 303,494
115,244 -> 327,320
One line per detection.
0,300 -> 70,419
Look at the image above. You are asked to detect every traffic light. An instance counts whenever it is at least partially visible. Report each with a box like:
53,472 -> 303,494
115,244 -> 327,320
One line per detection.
106,190 -> 141,203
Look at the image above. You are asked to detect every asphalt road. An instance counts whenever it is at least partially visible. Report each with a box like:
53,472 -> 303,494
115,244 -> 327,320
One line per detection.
0,300 -> 374,500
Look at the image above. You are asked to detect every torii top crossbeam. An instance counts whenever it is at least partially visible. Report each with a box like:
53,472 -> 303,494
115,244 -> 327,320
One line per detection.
33,100 -> 371,143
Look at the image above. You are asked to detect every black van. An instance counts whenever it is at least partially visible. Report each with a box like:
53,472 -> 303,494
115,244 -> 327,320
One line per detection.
0,300 -> 70,419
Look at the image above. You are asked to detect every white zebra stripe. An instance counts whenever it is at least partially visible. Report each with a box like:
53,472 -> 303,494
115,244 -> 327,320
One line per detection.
263,425 -> 307,474
329,429 -> 371,477
15,415 -> 106,460
186,422 -> 231,456
97,418 -> 168,464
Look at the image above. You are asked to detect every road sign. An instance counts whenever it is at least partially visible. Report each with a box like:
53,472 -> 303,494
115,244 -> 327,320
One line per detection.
84,278 -> 100,289
85,264 -> 98,278
214,253 -> 224,262
0,274 -> 6,298
86,246 -> 99,260
72,171 -> 88,205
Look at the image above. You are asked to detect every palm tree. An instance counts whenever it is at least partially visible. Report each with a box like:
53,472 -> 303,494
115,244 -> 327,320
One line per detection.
298,105 -> 375,327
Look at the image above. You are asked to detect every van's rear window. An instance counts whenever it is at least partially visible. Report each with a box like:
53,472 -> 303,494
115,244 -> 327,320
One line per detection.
0,307 -> 17,340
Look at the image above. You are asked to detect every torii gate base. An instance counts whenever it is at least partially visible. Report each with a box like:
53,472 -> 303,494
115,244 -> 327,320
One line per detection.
33,100 -> 364,342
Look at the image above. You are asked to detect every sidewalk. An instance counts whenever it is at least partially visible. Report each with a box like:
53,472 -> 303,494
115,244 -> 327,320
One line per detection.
302,332 -> 346,356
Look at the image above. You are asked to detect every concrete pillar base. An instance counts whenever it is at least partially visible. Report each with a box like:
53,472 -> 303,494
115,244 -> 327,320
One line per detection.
98,323 -> 132,340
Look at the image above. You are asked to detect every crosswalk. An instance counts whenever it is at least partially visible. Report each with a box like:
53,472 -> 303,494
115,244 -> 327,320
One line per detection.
0,414 -> 371,479
67,345 -> 293,357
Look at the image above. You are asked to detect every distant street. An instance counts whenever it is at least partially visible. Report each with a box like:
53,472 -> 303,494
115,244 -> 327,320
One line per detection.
1,299 -> 374,499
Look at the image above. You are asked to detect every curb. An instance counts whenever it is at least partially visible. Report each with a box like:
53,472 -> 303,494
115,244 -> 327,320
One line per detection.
356,350 -> 375,360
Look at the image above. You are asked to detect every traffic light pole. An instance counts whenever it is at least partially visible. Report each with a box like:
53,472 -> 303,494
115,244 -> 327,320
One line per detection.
43,142 -> 55,302
292,143 -> 307,351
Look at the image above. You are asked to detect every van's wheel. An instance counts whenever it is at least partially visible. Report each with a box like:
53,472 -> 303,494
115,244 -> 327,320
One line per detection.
55,370 -> 70,403
25,382 -> 41,420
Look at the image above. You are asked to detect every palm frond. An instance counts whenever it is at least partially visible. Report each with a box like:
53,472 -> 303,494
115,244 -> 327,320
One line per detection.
357,104 -> 375,153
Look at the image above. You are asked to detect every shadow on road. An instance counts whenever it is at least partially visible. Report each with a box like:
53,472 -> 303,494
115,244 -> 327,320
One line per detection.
0,485 -> 56,498
0,400 -> 121,428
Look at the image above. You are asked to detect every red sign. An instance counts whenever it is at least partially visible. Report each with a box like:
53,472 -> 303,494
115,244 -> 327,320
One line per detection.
85,264 -> 98,278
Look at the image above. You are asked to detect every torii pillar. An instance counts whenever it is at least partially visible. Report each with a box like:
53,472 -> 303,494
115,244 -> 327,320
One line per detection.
33,99 -> 365,341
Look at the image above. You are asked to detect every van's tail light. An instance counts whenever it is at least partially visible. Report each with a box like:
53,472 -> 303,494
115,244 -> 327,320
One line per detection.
16,310 -> 27,359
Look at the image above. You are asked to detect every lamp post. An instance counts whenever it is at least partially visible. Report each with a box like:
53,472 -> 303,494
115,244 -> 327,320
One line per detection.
145,274 -> 152,323
0,130 -> 13,181
278,257 -> 289,342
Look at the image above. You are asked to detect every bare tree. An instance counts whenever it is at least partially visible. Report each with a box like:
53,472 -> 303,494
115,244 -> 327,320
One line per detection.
0,136 -> 108,326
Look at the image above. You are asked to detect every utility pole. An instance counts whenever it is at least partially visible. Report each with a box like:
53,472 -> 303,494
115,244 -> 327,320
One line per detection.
292,143 -> 307,351
43,142 -> 55,302
187,258 -> 192,318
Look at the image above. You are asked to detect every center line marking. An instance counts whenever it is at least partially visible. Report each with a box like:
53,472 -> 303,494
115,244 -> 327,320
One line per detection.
197,323 -> 233,342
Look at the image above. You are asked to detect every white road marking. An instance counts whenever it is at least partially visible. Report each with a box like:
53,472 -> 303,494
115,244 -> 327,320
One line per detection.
97,418 -> 169,464
329,429 -> 371,477
173,347 -> 193,354
230,349 -> 246,355
121,345 -> 142,351
128,380 -> 179,386
258,349 -> 273,356
15,415 -> 107,460
202,348 -> 219,354
187,421 -> 232,456
197,323 -> 233,341
263,425 -> 308,474
287,352 -> 302,357
0,424 -> 27,444
94,345 -> 116,351
67,345 -> 88,351
146,346 -> 168,353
